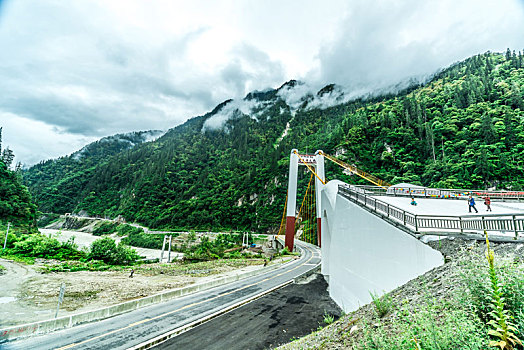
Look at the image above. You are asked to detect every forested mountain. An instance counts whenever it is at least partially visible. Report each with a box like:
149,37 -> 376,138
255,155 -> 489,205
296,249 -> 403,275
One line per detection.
23,51 -> 524,232
0,128 -> 37,230
23,130 -> 163,213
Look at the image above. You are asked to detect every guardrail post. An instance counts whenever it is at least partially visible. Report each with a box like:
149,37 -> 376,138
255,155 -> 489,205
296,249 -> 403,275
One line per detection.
374,198 -> 377,211
424,188 -> 427,198
414,214 -> 418,232
387,204 -> 390,217
482,216 -> 486,231
459,217 -> 463,234
513,215 -> 518,240
403,210 -> 406,225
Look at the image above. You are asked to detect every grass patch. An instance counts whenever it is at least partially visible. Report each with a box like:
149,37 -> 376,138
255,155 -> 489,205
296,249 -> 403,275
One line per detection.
0,252 -> 36,264
323,312 -> 335,325
355,300 -> 488,349
370,291 -> 395,318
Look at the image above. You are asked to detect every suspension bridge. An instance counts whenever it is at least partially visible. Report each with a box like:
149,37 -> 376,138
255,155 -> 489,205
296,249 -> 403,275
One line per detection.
278,149 -> 524,252
276,149 -> 524,311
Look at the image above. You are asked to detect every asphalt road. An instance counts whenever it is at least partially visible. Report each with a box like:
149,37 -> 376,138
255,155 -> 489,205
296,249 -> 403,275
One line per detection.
153,271 -> 342,350
2,242 -> 320,350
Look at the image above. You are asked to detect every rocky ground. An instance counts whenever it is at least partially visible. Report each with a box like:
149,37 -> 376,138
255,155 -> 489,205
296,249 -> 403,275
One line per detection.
277,237 -> 524,350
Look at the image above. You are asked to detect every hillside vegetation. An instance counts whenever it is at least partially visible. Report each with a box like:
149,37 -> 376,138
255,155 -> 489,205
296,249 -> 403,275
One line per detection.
0,128 -> 37,232
23,50 -> 524,232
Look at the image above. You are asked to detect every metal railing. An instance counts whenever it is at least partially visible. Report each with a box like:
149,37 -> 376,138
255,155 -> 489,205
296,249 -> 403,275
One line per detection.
338,185 -> 524,239
350,185 -> 524,201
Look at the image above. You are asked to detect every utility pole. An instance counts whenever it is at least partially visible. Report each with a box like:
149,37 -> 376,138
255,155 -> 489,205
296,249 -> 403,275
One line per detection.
160,235 -> 167,262
3,222 -> 10,250
167,235 -> 172,263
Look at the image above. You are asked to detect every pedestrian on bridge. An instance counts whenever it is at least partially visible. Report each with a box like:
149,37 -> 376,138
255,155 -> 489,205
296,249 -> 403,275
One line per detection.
484,196 -> 492,212
468,195 -> 478,213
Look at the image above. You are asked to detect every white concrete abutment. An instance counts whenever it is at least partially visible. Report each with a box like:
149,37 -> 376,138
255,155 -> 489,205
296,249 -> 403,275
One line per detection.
320,180 -> 444,313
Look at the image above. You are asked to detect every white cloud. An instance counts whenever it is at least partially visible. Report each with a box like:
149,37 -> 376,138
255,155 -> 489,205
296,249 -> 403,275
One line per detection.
1,112 -> 97,166
1,0 -> 523,164
314,0 -> 524,92
202,98 -> 267,131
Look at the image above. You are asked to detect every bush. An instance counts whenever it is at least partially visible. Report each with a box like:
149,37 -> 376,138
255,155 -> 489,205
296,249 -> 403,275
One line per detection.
120,228 -> 166,249
37,213 -> 61,228
11,233 -> 85,260
89,237 -> 141,265
92,221 -> 119,236
460,258 -> 524,342
116,224 -> 143,236
280,247 -> 291,255
2,232 -> 19,249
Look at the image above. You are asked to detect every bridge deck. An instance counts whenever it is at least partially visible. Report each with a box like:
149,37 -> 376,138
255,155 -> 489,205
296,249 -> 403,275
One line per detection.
374,196 -> 524,216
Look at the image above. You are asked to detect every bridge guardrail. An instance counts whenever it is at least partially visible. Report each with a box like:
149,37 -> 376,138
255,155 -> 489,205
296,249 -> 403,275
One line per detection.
350,185 -> 524,201
338,185 -> 524,239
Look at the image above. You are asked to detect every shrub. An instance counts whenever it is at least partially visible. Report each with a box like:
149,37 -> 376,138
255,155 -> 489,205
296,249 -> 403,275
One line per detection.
280,247 -> 290,255
483,233 -> 522,349
92,221 -> 119,236
11,233 -> 85,260
460,244 -> 524,345
89,237 -> 140,265
120,228 -> 166,249
2,232 -> 19,249
116,224 -> 143,236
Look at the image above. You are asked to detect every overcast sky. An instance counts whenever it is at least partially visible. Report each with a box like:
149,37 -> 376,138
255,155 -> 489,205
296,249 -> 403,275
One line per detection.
1,0 -> 524,165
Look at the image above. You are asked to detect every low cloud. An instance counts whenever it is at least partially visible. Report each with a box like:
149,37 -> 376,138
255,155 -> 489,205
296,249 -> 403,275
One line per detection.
314,0 -> 524,93
2,0 -> 524,164
202,98 -> 270,131
1,112 -> 97,166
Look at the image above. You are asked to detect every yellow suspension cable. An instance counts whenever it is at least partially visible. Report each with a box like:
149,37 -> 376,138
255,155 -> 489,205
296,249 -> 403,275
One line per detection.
277,192 -> 288,236
311,187 -> 316,244
295,151 -> 326,185
307,181 -> 311,243
305,180 -> 309,243
320,151 -> 391,189
312,187 -> 316,244
295,173 -> 314,231
304,179 -> 311,242
307,185 -> 311,243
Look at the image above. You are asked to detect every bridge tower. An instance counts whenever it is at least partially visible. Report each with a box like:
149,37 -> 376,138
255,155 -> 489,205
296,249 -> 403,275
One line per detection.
285,149 -> 325,252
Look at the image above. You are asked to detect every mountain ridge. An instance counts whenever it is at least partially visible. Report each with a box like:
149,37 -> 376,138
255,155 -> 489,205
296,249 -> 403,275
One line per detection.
23,50 -> 524,232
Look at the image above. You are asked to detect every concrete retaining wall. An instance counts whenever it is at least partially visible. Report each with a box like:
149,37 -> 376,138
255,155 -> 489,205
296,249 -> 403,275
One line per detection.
321,180 -> 444,313
0,262 -> 285,341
